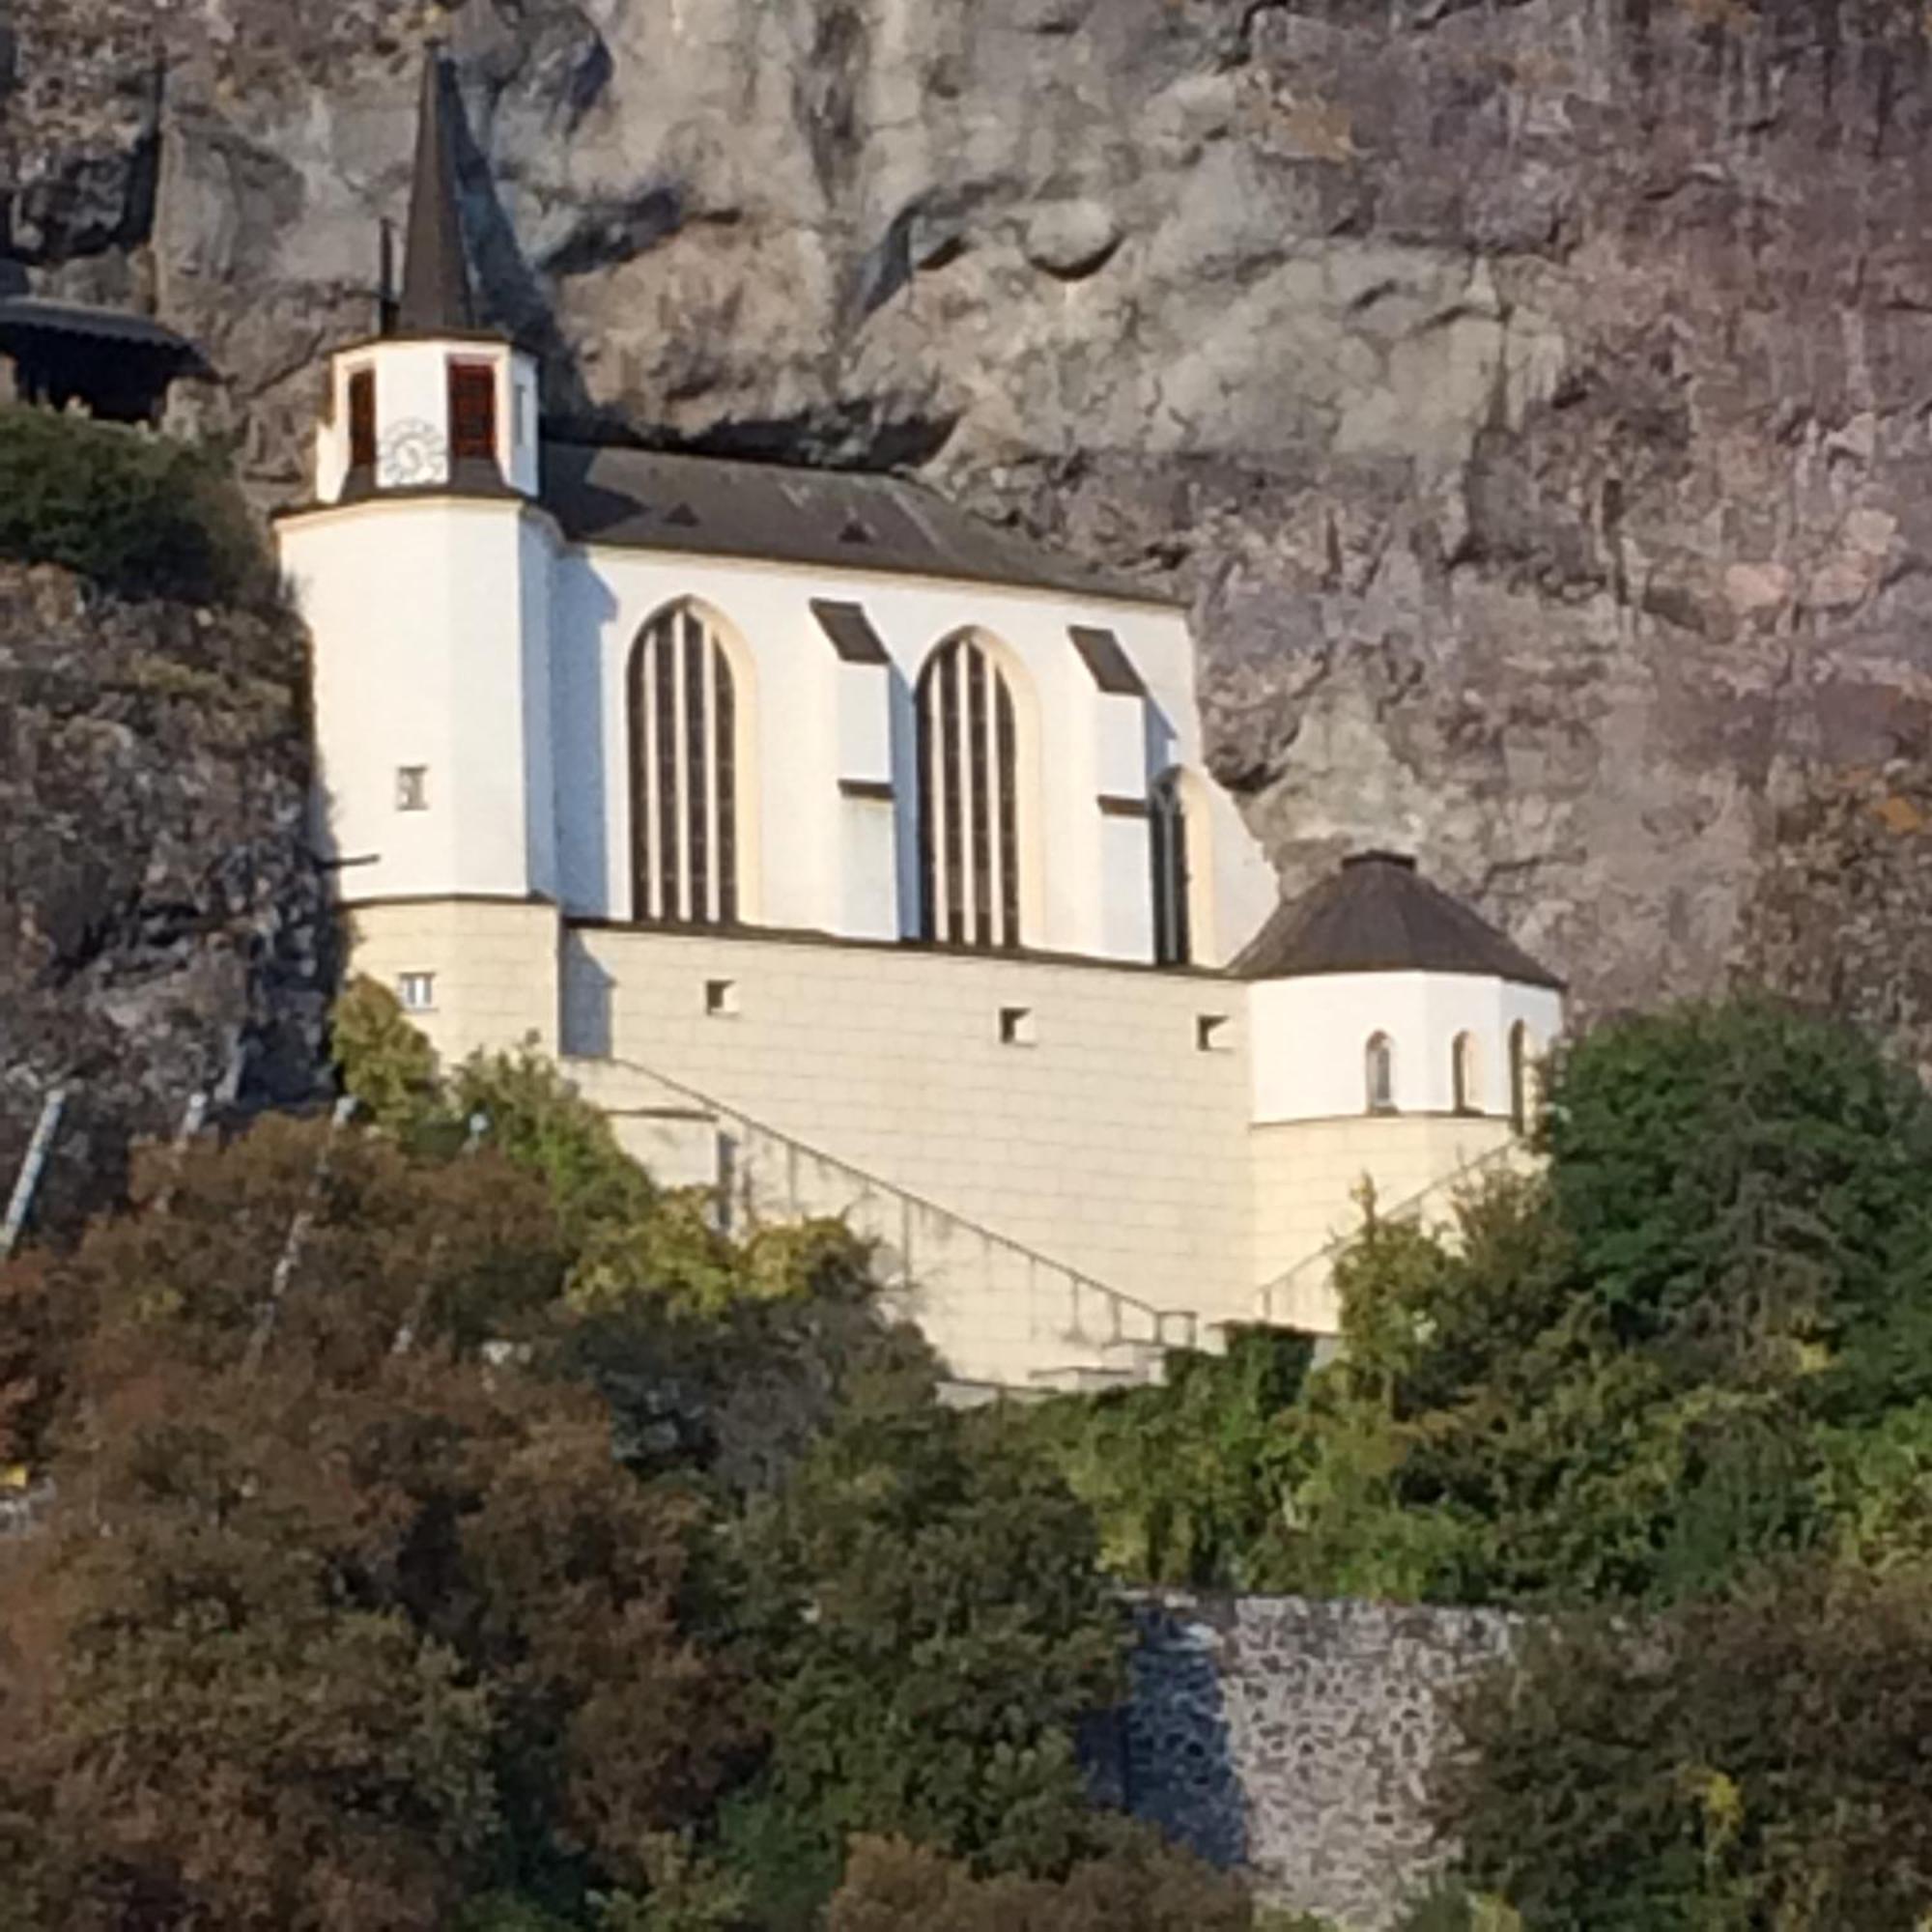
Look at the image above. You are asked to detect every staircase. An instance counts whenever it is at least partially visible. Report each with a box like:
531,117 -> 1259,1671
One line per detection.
563,1055 -> 1218,1395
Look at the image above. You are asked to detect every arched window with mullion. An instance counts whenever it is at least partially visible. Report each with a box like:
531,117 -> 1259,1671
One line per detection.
629,602 -> 741,927
919,636 -> 1021,951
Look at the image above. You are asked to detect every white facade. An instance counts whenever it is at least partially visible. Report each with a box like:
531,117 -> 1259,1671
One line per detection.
280,281 -> 1566,1390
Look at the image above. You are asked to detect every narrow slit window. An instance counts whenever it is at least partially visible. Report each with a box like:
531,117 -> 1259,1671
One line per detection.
448,360 -> 498,463
348,368 -> 377,470
1151,768 -> 1192,967
1452,1032 -> 1480,1115
395,765 -> 429,811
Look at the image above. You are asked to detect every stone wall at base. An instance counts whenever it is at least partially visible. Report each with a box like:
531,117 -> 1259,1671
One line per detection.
1108,1595 -> 1519,1931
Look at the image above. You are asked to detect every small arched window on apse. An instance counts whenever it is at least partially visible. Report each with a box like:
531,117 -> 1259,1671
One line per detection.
1509,1021 -> 1534,1134
1452,1032 -> 1480,1115
628,601 -> 752,927
918,633 -> 1025,951
1366,1032 -> 1396,1115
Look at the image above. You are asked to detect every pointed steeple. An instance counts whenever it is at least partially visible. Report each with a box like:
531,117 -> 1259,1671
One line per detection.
396,48 -> 475,336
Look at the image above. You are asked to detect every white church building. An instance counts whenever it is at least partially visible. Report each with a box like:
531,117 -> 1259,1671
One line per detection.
278,56 -> 1565,1391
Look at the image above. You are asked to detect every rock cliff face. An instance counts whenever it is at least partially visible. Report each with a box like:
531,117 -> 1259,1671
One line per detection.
0,563 -> 327,1236
7,0 -> 1932,1063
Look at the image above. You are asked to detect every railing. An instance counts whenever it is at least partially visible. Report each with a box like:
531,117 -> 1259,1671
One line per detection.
1254,1137 -> 1529,1328
570,1052 -> 1206,1367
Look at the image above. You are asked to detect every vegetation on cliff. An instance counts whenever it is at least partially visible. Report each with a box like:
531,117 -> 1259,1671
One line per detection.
0,406 -> 275,611
0,986 -> 1251,1932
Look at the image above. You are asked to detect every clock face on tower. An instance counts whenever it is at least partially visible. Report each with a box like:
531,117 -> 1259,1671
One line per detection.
378,418 -> 449,490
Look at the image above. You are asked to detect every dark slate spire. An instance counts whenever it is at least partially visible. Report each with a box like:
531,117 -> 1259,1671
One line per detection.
396,49 -> 474,335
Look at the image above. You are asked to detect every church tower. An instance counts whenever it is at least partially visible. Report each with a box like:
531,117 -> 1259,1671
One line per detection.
277,49 -> 561,1062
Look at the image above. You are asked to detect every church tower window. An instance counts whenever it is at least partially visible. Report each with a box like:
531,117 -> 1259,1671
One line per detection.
918,636 -> 1022,951
448,360 -> 497,464
1151,768 -> 1192,967
629,603 -> 742,927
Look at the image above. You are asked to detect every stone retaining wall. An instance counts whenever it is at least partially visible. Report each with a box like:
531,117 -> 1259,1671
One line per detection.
1109,1594 -> 1519,1930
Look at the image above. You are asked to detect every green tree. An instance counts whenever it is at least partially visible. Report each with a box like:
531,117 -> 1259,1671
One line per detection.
0,1121 -> 745,1931
1435,1562 -> 1932,1930
1274,1001 -> 1932,1606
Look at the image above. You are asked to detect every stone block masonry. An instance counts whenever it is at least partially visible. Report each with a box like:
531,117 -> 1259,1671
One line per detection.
1110,1595 -> 1519,1930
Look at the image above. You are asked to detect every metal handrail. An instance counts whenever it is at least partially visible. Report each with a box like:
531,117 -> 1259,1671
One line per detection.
572,1050 -> 1198,1345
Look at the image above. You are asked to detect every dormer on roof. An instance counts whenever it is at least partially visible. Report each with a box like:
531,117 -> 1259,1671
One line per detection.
305,49 -> 540,507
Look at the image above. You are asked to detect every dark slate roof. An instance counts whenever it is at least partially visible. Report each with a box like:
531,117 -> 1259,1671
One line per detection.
540,440 -> 1173,605
397,51 -> 476,335
0,297 -> 205,366
1236,852 -> 1565,989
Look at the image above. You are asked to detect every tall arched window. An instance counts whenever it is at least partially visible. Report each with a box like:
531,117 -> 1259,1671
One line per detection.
1452,1032 -> 1479,1115
918,635 -> 1022,950
1509,1021 -> 1533,1133
629,602 -> 742,926
1151,769 -> 1192,967
1366,1033 -> 1396,1114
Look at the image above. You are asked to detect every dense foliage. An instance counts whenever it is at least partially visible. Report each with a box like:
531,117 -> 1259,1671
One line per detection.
1018,996 -> 1932,1927
0,406 -> 273,608
0,984 -> 1248,1931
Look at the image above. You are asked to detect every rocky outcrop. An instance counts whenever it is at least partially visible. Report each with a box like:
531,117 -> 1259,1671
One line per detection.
8,0 -> 1932,1063
0,563 -> 327,1236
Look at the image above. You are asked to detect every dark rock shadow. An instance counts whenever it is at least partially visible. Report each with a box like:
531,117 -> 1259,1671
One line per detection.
1085,1598 -> 1249,1869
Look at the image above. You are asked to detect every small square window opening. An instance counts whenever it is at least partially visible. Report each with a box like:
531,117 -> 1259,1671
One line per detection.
999,1007 -> 1037,1047
398,971 -> 436,1013
396,765 -> 429,811
1197,1014 -> 1231,1053
704,980 -> 739,1018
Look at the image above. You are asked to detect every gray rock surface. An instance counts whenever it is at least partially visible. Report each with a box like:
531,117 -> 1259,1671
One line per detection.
8,0 -> 1932,1061
0,562 -> 327,1236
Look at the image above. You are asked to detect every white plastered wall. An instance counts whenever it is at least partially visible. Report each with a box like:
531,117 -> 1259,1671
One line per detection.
1244,968 -> 1564,1333
549,547 -> 1278,962
1249,971 -> 1564,1123
280,497 -> 558,902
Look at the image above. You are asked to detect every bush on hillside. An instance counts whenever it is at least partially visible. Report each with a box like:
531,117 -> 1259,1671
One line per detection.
1436,1561 -> 1932,1929
0,405 -> 274,608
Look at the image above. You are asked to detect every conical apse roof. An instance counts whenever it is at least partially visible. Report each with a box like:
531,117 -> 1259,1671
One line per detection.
1235,852 -> 1564,989
396,50 -> 475,335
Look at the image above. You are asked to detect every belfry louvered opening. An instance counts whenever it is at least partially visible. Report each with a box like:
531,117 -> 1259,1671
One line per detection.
628,603 -> 742,926
917,635 -> 1021,951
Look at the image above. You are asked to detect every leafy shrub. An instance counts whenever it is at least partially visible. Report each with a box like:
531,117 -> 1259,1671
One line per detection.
826,1832 -> 1256,1932
0,404 -> 274,608
1436,1561 -> 1932,1929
